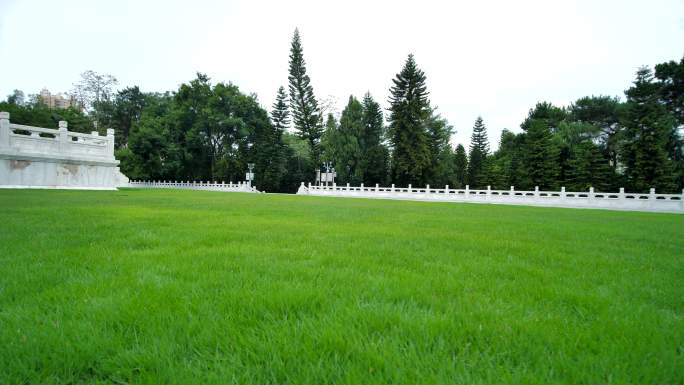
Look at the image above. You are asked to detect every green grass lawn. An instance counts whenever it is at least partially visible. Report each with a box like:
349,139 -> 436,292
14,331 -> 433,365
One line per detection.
1,189 -> 683,385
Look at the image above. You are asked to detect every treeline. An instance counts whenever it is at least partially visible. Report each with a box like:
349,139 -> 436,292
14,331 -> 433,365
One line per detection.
2,30 -> 682,193
461,62 -> 684,193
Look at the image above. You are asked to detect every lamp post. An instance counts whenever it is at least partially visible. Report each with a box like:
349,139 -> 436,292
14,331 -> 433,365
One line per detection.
247,163 -> 255,187
322,161 -> 332,187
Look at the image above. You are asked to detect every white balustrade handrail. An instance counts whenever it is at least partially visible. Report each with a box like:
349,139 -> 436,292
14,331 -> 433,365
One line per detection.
128,180 -> 260,193
1,112 -> 115,161
9,123 -> 60,135
298,183 -> 684,213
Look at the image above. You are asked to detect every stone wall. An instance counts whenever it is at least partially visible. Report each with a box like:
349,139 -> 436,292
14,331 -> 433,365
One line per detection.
0,112 -> 128,190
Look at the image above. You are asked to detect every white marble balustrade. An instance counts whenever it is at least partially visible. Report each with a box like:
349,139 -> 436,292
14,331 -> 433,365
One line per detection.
297,182 -> 684,213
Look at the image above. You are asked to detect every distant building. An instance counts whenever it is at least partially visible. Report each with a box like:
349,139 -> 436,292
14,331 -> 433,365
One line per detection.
39,88 -> 78,109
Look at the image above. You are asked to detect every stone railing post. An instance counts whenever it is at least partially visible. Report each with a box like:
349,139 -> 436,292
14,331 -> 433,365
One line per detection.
589,187 -> 595,202
297,181 -> 308,194
106,128 -> 115,158
619,187 -> 625,200
681,189 -> 684,209
391,184 -> 395,193
561,186 -> 566,199
465,184 -> 469,198
58,120 -> 68,153
0,111 -> 10,149
534,186 -> 539,198
445,185 -> 449,194
375,183 -> 379,193
360,183 -> 364,193
408,184 -> 412,194
426,184 -> 430,195
486,185 -> 491,199
649,188 -> 656,200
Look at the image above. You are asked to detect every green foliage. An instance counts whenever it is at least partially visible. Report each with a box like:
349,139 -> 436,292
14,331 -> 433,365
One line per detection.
4,53 -> 683,193
271,86 -> 290,131
288,29 -> 322,165
6,89 -> 25,105
568,95 -> 623,172
113,86 -> 146,148
320,113 -> 338,163
467,116 -> 489,188
332,96 -> 364,184
388,54 -> 432,187
281,132 -> 314,192
453,144 -> 468,188
655,55 -> 684,125
425,108 -> 454,187
566,141 -> 612,191
521,101 -> 567,132
360,93 -> 389,185
2,189 -> 684,384
115,74 -> 292,191
654,56 -> 684,188
621,67 -> 678,192
522,119 -> 559,189
125,116 -> 169,179
0,100 -> 94,133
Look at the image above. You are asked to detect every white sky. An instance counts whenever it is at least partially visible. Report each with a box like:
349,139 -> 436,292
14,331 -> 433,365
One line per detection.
1,0 -> 683,149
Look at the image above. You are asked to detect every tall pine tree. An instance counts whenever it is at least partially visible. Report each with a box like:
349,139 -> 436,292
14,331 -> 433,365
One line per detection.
271,86 -> 290,132
388,54 -> 431,186
426,108 -> 454,186
251,86 -> 290,192
522,119 -> 559,189
453,144 -> 468,188
335,96 -> 364,184
655,56 -> 684,189
321,113 -> 338,164
360,92 -> 389,185
288,29 -> 322,167
622,67 -> 678,192
467,116 -> 490,188
566,141 -> 612,191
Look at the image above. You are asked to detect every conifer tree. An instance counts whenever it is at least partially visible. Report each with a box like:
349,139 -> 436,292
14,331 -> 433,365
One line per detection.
335,96 -> 364,184
521,102 -> 567,132
622,67 -> 678,192
567,141 -> 612,191
654,56 -> 684,189
361,92 -> 389,185
271,86 -> 290,132
252,87 -> 289,192
496,129 -> 523,188
387,54 -> 431,186
453,144 -> 468,188
361,92 -> 383,150
467,116 -> 490,188
426,108 -> 454,186
522,119 -> 559,189
569,95 -> 622,173
320,113 -> 338,164
288,29 -> 322,166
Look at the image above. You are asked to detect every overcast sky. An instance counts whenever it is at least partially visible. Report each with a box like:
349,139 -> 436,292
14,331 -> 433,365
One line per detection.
1,0 -> 683,149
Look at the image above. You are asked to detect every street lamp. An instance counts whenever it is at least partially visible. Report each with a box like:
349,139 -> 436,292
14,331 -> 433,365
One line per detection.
246,163 -> 255,187
322,161 -> 333,187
